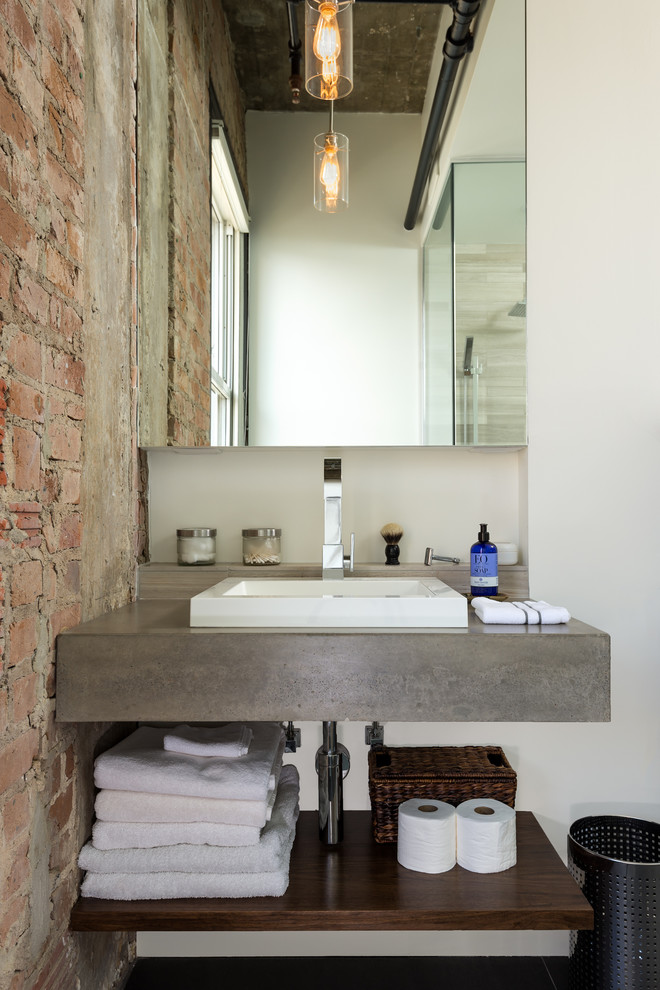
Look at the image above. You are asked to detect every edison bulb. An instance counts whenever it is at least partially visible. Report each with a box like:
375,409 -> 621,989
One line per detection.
313,2 -> 341,99
320,134 -> 340,209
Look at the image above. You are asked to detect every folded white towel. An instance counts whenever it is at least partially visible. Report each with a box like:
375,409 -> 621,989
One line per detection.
471,598 -> 526,624
94,722 -> 285,803
91,818 -> 261,849
163,723 -> 253,758
80,867 -> 290,900
94,778 -> 278,828
525,600 -> 571,624
511,602 -> 540,624
81,766 -> 299,868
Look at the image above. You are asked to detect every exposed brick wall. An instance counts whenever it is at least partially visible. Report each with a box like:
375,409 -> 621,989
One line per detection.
166,0 -> 246,446
0,1 -> 141,987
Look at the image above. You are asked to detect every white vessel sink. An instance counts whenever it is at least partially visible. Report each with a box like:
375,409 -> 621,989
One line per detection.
190,577 -> 468,628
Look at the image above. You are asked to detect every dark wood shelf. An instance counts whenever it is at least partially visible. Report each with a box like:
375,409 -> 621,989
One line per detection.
70,811 -> 592,933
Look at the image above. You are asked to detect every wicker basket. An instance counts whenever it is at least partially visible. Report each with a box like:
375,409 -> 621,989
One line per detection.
368,744 -> 517,843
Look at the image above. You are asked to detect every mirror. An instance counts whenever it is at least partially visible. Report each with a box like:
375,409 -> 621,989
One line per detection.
424,161 -> 527,446
137,0 -> 525,448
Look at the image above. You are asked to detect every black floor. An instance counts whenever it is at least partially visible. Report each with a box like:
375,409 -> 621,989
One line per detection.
125,955 -> 569,989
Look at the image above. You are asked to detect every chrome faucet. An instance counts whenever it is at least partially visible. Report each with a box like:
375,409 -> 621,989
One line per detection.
322,458 -> 354,579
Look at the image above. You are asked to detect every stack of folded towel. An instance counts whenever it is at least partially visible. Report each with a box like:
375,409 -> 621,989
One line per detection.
471,598 -> 571,625
79,721 -> 300,899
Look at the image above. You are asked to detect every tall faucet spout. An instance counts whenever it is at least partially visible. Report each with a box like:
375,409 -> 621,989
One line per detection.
323,458 -> 345,579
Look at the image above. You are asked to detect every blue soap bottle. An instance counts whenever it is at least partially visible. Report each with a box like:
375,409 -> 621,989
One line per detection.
470,523 -> 498,596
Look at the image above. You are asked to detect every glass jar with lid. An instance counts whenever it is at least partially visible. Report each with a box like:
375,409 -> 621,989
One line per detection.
242,528 -> 281,565
176,528 -> 217,566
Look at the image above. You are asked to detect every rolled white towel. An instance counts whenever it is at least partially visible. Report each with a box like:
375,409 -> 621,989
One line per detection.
471,598 -> 526,624
81,766 -> 299,867
94,777 -> 278,828
163,723 -> 253,758
94,722 -> 284,803
524,600 -> 571,624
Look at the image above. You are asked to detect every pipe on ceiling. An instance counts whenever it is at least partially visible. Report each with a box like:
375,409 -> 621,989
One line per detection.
403,0 -> 481,231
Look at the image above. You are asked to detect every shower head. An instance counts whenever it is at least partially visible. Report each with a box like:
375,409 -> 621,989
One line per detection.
508,300 -> 526,318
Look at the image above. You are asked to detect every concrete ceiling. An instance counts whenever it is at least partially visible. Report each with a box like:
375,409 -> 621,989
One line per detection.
221,1 -> 444,113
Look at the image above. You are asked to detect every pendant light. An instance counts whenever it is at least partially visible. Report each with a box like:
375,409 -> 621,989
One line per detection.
305,0 -> 354,102
314,101 -> 348,213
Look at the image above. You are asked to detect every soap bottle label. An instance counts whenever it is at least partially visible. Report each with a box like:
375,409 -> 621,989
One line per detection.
471,552 -> 498,588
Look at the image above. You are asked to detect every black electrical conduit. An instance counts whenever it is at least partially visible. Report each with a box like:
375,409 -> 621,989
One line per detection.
404,0 -> 482,230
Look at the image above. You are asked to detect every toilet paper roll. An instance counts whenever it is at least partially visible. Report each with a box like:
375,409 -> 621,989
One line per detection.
456,798 -> 517,873
397,799 -> 457,874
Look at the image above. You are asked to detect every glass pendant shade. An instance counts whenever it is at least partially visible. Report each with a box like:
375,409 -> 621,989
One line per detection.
314,130 -> 348,212
305,1 -> 353,101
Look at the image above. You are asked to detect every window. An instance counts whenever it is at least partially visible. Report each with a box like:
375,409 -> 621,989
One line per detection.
210,122 -> 249,445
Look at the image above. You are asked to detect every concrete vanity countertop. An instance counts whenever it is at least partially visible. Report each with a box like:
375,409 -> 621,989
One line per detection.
56,563 -> 610,724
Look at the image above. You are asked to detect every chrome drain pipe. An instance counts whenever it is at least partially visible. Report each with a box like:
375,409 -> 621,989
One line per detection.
316,721 -> 350,844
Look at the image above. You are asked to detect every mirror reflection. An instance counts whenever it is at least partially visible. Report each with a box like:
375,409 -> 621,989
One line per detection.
424,162 -> 527,446
137,0 -> 526,448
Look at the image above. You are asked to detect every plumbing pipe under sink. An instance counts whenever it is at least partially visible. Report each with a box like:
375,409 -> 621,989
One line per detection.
316,721 -> 350,845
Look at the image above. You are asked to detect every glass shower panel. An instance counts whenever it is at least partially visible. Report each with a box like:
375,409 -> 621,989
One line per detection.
453,162 -> 526,445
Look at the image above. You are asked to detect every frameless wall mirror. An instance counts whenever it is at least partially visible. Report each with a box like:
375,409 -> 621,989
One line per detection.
424,161 -> 527,446
136,0 -> 525,448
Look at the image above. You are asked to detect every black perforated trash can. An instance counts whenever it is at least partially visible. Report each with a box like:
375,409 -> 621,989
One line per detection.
568,815 -> 660,989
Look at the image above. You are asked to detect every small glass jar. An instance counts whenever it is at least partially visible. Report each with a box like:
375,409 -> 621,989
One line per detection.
242,528 -> 281,566
176,528 -> 216,566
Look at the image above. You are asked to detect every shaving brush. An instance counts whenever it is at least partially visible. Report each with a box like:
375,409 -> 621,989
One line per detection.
380,522 -> 403,565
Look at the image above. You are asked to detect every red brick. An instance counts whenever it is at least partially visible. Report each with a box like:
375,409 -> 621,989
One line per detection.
12,671 -> 37,721
3,0 -> 37,60
64,126 -> 83,178
0,192 -> 39,268
45,243 -> 81,302
10,153 -> 39,217
13,425 -> 41,490
2,790 -> 30,841
0,687 -> 7,733
45,150 -> 83,219
44,349 -> 84,394
66,218 -> 83,262
0,81 -> 38,168
64,743 -> 74,779
8,380 -> 45,422
60,468 -> 79,503
49,603 -> 80,643
0,252 -> 11,300
6,835 -> 29,895
12,271 -> 50,325
0,728 -> 38,791
58,511 -> 80,549
42,5 -> 63,57
40,469 -> 59,505
47,103 -> 64,154
8,617 -> 38,666
13,47 -> 43,120
49,204 -> 66,245
11,559 -> 42,607
43,51 -> 83,131
6,331 -> 41,380
0,891 -> 28,946
51,0 -> 84,49
49,780 -> 73,830
46,420 -> 80,461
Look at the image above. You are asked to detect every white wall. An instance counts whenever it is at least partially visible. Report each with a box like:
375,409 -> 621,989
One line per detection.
140,0 -> 660,959
247,113 -> 422,445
